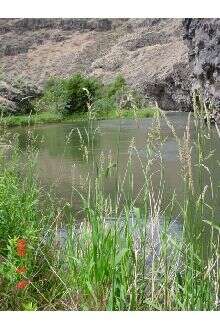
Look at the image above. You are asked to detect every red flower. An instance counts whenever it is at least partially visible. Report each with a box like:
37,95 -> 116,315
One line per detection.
16,239 -> 26,257
16,267 -> 27,274
16,279 -> 29,290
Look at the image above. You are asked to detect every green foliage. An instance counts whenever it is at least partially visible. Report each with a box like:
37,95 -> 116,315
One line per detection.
40,74 -> 101,116
22,301 -> 38,311
0,111 -> 62,127
0,107 -> 157,127
0,167 -> 38,256
33,73 -> 152,118
94,75 -> 146,112
1,72 -> 152,120
0,143 -> 61,310
92,97 -> 117,114
88,75 -> 127,115
106,75 -> 126,99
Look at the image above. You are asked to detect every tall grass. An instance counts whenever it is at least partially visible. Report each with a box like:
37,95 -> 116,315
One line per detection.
0,98 -> 220,311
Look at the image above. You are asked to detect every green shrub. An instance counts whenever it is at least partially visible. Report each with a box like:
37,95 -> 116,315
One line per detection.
106,75 -> 126,99
92,97 -> 117,115
0,104 -> 8,116
90,75 -> 127,115
34,74 -> 149,117
102,75 -> 147,111
40,74 -> 101,116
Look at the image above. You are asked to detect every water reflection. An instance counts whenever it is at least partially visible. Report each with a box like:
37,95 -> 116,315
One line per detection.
10,113 -> 220,220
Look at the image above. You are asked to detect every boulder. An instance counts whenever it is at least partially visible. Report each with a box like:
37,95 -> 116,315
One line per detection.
0,79 -> 41,115
0,96 -> 17,115
0,81 -> 19,100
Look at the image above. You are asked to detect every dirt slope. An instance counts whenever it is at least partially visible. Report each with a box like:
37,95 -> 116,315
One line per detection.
0,18 -> 191,111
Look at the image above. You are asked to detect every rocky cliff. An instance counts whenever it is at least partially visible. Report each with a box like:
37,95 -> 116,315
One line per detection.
183,18 -> 220,110
2,18 -> 220,114
0,18 -> 192,112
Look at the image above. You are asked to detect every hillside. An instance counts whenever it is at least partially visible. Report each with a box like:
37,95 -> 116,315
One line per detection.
0,18 -> 191,111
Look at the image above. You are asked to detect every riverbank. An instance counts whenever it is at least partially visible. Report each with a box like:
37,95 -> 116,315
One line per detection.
0,107 -> 159,127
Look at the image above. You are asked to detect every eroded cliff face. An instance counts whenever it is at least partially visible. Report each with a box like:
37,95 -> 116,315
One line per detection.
3,18 -> 220,114
183,18 -> 220,109
0,18 -> 192,112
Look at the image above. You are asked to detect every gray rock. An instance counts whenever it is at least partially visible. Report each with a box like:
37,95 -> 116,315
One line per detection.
0,96 -> 17,115
183,18 -> 220,110
0,80 -> 21,101
0,79 -> 41,115
141,62 -> 192,111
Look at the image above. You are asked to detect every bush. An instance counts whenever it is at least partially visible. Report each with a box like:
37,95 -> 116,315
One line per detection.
41,74 -> 101,116
0,78 -> 39,116
106,75 -> 126,99
0,98 -> 16,116
35,74 -> 148,117
92,97 -> 117,115
90,75 -> 127,115
101,75 -> 147,111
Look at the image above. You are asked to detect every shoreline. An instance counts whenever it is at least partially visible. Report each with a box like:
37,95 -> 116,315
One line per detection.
0,107 -> 159,127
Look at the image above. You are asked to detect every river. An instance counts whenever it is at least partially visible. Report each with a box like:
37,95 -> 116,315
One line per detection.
10,112 -> 220,225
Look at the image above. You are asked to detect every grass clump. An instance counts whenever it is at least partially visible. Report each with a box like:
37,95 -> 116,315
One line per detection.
0,111 -> 62,127
0,143 -> 57,310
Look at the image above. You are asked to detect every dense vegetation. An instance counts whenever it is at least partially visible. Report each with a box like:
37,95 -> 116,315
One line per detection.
35,74 -> 151,115
0,97 -> 220,311
0,74 -> 158,127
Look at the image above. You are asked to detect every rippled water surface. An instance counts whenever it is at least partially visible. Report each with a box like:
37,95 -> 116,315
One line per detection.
11,112 -> 220,221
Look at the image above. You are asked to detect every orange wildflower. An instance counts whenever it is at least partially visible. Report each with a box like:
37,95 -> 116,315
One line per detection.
16,279 -> 29,290
16,267 -> 27,274
16,239 -> 26,257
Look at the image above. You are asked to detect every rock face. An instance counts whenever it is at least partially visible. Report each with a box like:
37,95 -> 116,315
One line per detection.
183,18 -> 220,109
1,18 -> 220,114
0,18 -> 192,111
0,79 -> 41,115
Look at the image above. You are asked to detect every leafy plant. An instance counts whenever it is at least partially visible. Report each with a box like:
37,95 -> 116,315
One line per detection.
40,74 -> 101,116
92,97 -> 117,115
106,75 -> 126,99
